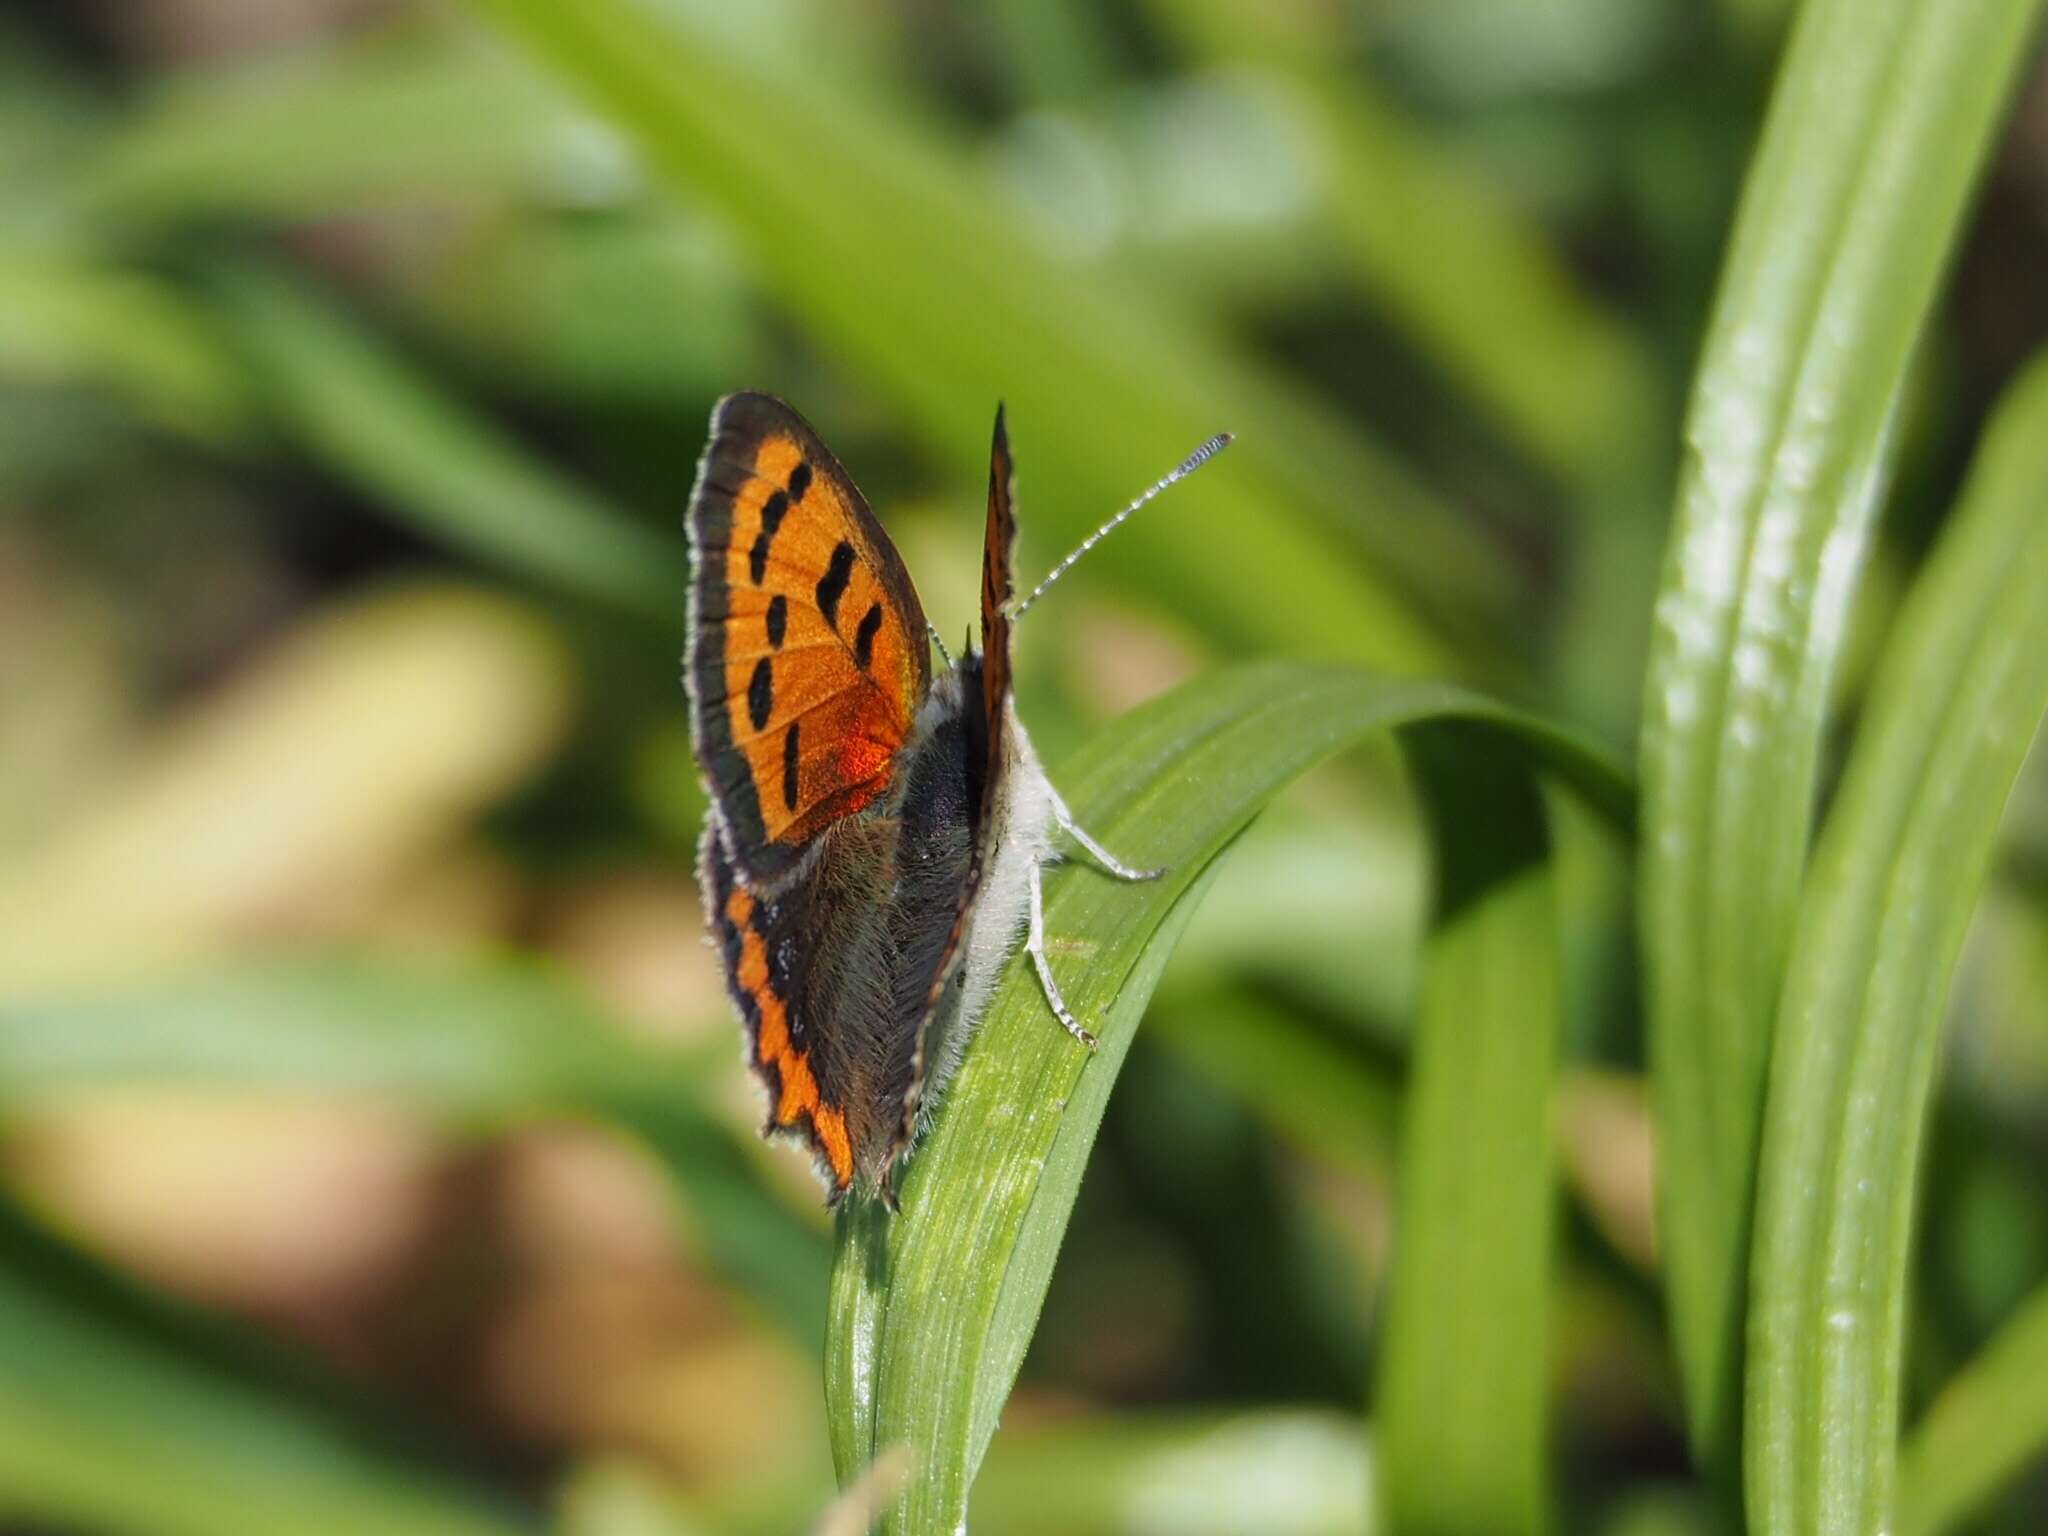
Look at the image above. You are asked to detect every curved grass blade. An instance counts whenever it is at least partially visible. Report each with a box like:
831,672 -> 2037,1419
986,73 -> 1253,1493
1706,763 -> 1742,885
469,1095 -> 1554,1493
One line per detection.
1896,1278 -> 2048,1536
822,662 -> 1630,1533
1636,0 -> 2042,1459
1745,351 -> 2048,1536
1376,725 -> 1558,1536
456,0 -> 1518,675
0,1193 -> 530,1536
0,957 -> 828,1346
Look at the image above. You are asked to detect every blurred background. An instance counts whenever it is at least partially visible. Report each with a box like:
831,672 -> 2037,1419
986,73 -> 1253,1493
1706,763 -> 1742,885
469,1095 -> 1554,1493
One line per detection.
1,1 -> 2045,1532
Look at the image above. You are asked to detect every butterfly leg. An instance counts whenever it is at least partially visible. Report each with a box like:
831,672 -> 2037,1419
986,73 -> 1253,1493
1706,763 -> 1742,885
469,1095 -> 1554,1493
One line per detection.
1028,859 -> 1098,1049
1047,787 -> 1163,882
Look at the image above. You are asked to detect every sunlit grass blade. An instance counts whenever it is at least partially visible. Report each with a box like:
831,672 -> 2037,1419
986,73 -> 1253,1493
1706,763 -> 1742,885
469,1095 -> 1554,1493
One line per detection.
1745,351 -> 2048,1535
1896,1278 -> 2048,1536
1377,726 -> 1558,1536
0,957 -> 828,1346
820,662 -> 1629,1534
457,0 -> 1519,676
1636,0 -> 2042,1460
212,261 -> 680,620
0,1194 -> 529,1536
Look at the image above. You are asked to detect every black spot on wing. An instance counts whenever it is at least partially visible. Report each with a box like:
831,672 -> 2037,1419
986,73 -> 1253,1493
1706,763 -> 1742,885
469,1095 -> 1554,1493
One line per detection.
817,541 -> 855,628
854,601 -> 883,670
787,460 -> 812,501
782,721 -> 800,811
766,594 -> 787,648
747,658 -> 773,730
748,490 -> 790,584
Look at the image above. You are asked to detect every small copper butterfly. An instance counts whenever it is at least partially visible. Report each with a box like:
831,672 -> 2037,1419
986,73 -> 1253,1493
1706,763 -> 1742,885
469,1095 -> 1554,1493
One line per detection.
684,394 -> 1227,1206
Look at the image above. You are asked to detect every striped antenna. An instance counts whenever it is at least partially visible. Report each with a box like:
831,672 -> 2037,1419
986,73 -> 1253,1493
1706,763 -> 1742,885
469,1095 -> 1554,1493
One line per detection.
1010,431 -> 1233,622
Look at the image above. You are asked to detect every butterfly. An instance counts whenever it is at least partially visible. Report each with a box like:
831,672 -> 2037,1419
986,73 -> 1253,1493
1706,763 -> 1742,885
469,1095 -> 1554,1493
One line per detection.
684,393 -> 1227,1206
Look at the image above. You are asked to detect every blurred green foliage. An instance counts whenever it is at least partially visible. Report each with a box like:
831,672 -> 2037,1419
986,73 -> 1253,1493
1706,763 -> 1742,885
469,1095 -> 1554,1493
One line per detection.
0,2 -> 2044,1535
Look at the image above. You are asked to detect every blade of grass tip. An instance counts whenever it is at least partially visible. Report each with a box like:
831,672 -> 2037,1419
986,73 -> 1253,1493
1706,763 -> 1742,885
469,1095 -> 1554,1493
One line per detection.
820,661 -> 1630,1533
1376,723 -> 1559,1536
1896,1278 -> 2048,1536
1637,0 -> 2042,1462
0,1194 -> 531,1536
455,0 -> 1520,677
1746,350 -> 2048,1536
210,260 -> 681,622
0,958 -> 829,1348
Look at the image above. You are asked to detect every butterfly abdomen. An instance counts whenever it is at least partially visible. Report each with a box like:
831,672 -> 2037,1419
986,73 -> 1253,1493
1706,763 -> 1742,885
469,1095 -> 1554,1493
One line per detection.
958,705 -> 1056,1028
911,688 -> 1057,1120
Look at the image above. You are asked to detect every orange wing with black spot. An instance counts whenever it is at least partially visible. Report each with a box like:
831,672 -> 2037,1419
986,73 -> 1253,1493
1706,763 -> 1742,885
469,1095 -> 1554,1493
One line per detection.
700,814 -> 858,1195
685,393 -> 931,887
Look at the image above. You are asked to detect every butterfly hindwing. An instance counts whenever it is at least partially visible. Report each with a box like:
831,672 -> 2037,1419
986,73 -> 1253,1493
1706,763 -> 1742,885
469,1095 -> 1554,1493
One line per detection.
701,809 -> 859,1194
686,392 -> 932,887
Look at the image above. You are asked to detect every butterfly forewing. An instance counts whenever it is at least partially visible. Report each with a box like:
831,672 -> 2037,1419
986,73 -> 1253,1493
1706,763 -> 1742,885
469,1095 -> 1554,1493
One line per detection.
686,393 -> 932,886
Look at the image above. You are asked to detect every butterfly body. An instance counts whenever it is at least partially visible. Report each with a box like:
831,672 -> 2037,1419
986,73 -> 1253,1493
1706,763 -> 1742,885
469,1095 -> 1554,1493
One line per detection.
685,393 -> 1125,1205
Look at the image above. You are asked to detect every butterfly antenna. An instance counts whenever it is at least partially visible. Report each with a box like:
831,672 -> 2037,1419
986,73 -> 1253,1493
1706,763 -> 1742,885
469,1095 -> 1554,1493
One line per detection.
926,621 -> 955,668
1011,432 -> 1233,622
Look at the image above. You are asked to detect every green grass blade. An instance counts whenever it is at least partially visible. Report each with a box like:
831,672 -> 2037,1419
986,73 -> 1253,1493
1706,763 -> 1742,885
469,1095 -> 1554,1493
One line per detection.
1896,1278 -> 2048,1536
0,957 -> 828,1345
0,1194 -> 529,1536
1745,351 -> 2048,1535
819,661 -> 1629,1533
455,0 -> 1518,675
213,261 -> 681,621
1636,0 -> 2042,1459
1376,725 -> 1559,1536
